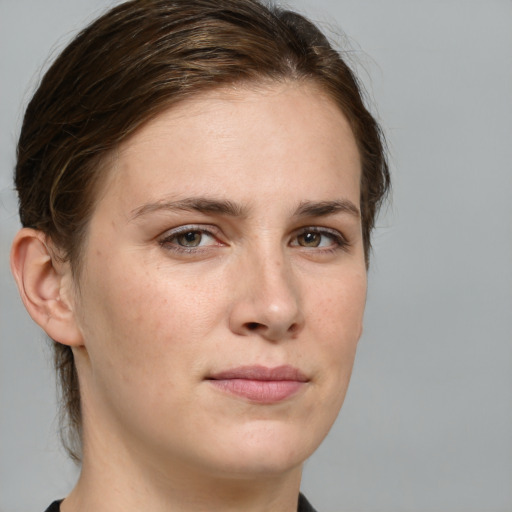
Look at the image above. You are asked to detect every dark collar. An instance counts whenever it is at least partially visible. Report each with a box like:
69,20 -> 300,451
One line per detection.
298,493 -> 318,512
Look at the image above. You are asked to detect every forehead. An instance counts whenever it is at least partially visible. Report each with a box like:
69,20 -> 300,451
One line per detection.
97,82 -> 361,215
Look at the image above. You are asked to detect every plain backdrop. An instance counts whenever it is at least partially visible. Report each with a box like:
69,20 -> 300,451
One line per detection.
1,1 -> 511,511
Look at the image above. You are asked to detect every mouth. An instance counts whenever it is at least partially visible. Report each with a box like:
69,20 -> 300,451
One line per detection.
206,365 -> 309,404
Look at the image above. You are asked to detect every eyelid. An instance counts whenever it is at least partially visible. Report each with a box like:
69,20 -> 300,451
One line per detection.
160,224 -> 219,237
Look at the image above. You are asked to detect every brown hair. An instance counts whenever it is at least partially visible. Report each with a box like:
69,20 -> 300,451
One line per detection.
15,0 -> 390,462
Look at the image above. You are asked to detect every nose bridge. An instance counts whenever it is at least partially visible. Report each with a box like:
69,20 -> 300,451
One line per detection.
255,243 -> 295,307
230,236 -> 304,340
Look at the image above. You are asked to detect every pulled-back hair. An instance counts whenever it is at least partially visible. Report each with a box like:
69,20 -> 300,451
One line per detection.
15,0 -> 389,462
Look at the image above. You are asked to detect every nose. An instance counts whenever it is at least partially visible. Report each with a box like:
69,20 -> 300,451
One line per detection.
229,251 -> 305,342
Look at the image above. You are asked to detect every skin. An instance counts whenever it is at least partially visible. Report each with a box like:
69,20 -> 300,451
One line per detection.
11,82 -> 366,512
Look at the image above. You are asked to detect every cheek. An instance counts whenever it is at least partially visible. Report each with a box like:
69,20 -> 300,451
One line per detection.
311,267 -> 366,341
77,254 -> 222,377
308,268 -> 366,390
75,264 -> 208,425
292,268 -> 366,444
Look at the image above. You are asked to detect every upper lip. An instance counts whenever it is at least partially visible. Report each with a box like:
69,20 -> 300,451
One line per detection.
208,365 -> 308,382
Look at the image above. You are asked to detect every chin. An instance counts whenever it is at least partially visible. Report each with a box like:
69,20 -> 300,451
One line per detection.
193,420 -> 324,478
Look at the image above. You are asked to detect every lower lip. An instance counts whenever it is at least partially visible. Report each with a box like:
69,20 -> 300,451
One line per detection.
209,379 -> 305,403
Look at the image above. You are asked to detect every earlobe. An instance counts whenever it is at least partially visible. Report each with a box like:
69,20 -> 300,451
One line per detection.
10,228 -> 84,347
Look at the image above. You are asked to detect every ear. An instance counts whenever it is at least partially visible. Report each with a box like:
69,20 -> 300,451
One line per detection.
10,228 -> 84,347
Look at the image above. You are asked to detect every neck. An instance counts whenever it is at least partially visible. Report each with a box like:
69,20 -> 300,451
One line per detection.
62,423 -> 303,512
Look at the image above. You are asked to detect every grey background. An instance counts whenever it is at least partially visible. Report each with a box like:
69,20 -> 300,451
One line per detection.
1,1 -> 511,511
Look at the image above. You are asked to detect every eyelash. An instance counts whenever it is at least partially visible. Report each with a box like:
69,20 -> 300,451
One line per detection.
158,225 -> 349,255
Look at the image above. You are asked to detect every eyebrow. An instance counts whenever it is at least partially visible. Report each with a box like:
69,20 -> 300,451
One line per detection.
130,197 -> 360,221
130,197 -> 247,220
294,199 -> 360,219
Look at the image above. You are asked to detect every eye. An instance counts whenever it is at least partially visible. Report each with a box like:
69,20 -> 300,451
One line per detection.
159,226 -> 220,253
291,227 -> 347,250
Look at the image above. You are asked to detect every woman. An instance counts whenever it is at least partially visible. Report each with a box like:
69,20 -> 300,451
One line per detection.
10,0 -> 389,510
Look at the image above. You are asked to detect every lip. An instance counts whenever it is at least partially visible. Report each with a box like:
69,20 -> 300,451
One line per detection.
207,365 -> 309,404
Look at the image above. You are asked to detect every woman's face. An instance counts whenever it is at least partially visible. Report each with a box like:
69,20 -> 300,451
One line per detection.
71,83 -> 366,478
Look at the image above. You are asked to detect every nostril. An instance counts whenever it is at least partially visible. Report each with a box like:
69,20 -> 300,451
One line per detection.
247,322 -> 260,331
